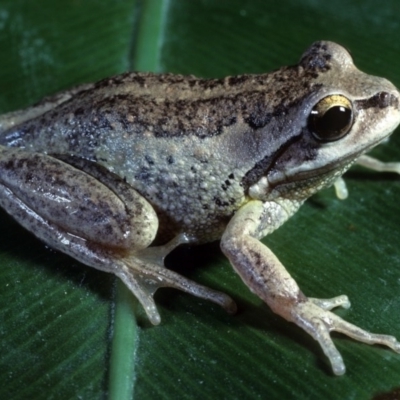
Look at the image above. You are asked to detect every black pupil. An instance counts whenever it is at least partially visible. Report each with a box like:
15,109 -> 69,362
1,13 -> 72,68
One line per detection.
311,105 -> 352,141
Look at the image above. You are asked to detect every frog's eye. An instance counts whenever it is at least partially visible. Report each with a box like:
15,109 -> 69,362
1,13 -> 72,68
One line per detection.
308,95 -> 353,142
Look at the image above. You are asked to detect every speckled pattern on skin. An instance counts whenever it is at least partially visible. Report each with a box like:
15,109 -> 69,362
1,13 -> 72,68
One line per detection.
1,41 -> 400,375
1,42 -> 396,241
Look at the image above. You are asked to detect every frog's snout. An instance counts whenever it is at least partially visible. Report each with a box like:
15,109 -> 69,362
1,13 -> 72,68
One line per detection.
385,80 -> 400,110
355,90 -> 399,111
380,90 -> 399,111
393,87 -> 400,111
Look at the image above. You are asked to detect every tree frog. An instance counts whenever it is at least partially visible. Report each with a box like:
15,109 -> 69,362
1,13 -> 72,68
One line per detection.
0,41 -> 400,375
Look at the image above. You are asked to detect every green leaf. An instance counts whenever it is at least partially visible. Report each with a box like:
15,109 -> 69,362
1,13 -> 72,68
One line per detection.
1,1 -> 400,399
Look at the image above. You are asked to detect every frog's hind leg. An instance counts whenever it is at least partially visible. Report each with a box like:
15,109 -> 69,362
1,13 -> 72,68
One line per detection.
0,148 -> 236,325
51,157 -> 238,323
113,233 -> 236,325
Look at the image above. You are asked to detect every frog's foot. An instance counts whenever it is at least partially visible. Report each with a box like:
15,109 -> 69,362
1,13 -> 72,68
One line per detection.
134,233 -> 191,266
115,256 -> 237,325
285,296 -> 400,375
333,177 -> 348,199
357,155 -> 400,174
308,295 -> 351,310
335,155 -> 400,200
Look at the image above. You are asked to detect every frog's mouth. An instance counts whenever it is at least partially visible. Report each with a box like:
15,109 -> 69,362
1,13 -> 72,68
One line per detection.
259,153 -> 353,199
269,138 -> 380,186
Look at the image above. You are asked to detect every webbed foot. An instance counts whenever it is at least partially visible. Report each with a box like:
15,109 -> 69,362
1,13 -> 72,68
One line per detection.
287,296 -> 400,375
115,236 -> 237,325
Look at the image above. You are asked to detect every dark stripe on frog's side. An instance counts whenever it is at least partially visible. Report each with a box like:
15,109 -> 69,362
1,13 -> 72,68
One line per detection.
89,93 -> 241,138
91,70 -> 285,92
0,45 -> 332,151
0,79 -> 288,145
241,132 -> 306,190
79,73 -> 324,139
1,87 -> 307,146
84,74 -> 319,139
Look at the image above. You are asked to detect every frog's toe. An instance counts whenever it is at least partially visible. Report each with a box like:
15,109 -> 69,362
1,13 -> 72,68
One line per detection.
308,295 -> 350,311
115,257 -> 237,324
289,299 -> 400,375
116,264 -> 162,325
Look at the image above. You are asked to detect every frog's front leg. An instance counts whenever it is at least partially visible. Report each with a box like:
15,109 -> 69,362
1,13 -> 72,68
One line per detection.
333,155 -> 400,200
0,147 -> 235,324
357,154 -> 400,174
220,200 -> 400,375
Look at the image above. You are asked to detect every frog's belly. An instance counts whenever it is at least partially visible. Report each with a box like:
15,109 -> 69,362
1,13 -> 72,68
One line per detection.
152,201 -> 234,245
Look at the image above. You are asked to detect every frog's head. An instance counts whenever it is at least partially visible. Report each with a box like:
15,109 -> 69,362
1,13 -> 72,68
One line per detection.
247,41 -> 400,201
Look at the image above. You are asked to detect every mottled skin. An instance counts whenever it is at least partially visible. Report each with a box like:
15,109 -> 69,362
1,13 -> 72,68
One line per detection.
1,41 -> 400,375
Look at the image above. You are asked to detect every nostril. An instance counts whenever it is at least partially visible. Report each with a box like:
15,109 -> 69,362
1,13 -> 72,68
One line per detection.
390,93 -> 400,109
382,92 -> 400,109
378,92 -> 390,107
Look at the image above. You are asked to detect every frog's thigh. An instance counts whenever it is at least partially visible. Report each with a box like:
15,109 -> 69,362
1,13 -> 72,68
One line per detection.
0,147 -> 161,288
0,146 -> 158,251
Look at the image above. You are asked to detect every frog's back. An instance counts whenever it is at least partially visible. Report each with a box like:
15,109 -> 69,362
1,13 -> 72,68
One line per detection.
0,41 -> 381,241
0,72 -> 274,240
0,61 -> 320,156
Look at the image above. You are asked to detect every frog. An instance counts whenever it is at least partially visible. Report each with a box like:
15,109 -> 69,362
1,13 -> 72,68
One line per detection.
0,41 -> 400,376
